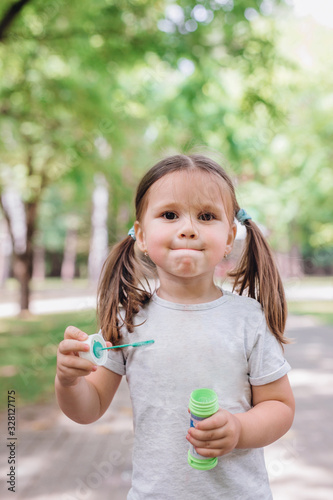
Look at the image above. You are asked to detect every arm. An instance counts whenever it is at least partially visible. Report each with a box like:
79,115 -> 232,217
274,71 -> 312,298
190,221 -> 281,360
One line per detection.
55,326 -> 122,424
235,375 -> 295,448
186,375 -> 295,457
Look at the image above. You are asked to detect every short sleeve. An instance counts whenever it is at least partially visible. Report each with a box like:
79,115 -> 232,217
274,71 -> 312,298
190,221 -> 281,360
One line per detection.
103,348 -> 126,375
98,325 -> 127,376
248,316 -> 291,386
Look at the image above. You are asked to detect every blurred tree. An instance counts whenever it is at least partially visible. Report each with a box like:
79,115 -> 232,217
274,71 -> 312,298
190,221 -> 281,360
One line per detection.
235,13 -> 333,274
0,0 -> 297,312
0,0 -> 31,41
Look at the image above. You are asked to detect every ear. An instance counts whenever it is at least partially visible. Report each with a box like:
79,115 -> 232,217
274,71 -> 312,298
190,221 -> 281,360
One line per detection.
134,220 -> 147,253
225,222 -> 237,255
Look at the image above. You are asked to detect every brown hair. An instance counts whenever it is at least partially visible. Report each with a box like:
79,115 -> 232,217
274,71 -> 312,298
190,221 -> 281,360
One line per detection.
97,154 -> 288,346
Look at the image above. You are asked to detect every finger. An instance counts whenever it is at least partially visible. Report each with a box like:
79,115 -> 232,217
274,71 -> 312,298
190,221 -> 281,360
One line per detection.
191,446 -> 223,458
194,410 -> 228,431
188,426 -> 226,443
64,325 -> 88,341
58,364 -> 97,379
58,353 -> 98,373
58,339 -> 90,355
106,341 -> 112,347
187,432 -> 228,449
57,364 -> 98,385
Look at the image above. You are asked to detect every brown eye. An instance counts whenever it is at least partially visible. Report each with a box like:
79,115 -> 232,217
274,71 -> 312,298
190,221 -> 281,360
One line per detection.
199,213 -> 215,221
163,212 -> 178,220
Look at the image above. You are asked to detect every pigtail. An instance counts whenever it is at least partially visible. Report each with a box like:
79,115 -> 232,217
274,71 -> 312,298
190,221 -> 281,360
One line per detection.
97,236 -> 152,344
228,220 -> 288,346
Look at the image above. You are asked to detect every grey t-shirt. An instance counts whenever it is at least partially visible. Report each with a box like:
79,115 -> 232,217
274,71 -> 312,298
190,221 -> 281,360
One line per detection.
104,290 -> 291,499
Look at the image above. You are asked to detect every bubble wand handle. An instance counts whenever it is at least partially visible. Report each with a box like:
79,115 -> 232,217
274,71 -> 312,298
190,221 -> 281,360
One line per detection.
78,333 -> 108,366
100,340 -> 155,350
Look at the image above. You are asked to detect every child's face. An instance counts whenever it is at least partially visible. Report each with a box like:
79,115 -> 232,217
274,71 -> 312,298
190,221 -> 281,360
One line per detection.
135,170 -> 236,283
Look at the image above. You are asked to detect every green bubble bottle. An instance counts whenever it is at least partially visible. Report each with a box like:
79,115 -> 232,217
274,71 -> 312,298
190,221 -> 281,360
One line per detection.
188,388 -> 219,471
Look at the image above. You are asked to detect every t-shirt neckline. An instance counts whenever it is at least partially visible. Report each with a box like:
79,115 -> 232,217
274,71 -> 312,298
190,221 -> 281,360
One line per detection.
151,288 -> 231,311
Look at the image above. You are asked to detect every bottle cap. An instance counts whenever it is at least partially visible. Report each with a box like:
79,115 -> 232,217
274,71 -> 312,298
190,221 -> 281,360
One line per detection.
79,333 -> 108,366
188,451 -> 218,470
189,388 -> 219,418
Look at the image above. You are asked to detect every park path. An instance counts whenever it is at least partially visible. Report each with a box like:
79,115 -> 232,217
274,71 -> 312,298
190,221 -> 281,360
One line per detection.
0,279 -> 332,318
1,313 -> 333,499
265,315 -> 333,500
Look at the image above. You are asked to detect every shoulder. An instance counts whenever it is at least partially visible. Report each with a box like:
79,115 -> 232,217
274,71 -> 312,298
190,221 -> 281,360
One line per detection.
222,290 -> 266,335
222,289 -> 263,313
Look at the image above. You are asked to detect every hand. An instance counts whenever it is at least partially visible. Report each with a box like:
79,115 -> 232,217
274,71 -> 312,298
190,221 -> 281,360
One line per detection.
56,326 -> 111,388
186,409 -> 241,457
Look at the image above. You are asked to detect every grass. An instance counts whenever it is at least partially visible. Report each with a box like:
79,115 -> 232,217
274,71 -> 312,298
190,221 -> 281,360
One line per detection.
0,309 -> 98,411
3,278 -> 92,291
287,301 -> 333,326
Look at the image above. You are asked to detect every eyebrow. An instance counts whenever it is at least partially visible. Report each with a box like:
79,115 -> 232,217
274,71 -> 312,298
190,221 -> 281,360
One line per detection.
153,202 -> 180,212
152,201 -> 224,214
195,203 -> 223,213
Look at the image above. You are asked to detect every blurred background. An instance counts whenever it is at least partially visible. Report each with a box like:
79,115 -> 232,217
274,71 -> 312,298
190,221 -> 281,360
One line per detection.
0,1 -> 332,498
1,0 -> 333,311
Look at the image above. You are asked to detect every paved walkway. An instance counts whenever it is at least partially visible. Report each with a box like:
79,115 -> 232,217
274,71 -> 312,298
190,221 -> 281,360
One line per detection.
0,280 -> 332,317
265,315 -> 333,500
1,315 -> 333,499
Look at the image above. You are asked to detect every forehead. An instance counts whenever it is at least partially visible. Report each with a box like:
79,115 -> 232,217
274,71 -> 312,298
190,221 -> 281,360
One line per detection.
146,169 -> 229,209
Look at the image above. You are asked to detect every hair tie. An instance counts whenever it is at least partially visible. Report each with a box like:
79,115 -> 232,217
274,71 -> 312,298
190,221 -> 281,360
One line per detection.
236,209 -> 252,225
128,226 -> 136,240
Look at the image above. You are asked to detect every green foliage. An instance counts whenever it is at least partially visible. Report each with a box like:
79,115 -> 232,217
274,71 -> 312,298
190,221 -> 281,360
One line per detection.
0,0 -> 332,272
0,309 -> 97,409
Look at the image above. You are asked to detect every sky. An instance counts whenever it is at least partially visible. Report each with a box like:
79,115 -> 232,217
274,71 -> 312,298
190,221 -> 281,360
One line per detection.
291,0 -> 333,29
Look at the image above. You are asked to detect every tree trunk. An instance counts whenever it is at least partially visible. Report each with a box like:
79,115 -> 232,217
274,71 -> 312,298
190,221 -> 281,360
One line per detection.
88,174 -> 109,282
0,0 -> 32,41
61,228 -> 77,280
0,191 -> 38,313
0,219 -> 12,285
14,200 -> 37,312
13,253 -> 31,310
33,245 -> 45,280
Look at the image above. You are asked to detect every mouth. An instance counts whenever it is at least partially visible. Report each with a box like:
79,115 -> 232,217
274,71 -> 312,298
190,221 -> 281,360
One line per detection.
172,248 -> 203,252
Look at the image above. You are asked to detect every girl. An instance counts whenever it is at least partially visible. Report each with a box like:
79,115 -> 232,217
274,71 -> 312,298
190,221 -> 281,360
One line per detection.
56,154 -> 294,499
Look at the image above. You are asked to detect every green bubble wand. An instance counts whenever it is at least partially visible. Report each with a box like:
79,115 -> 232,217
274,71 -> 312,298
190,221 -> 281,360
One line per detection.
93,339 -> 154,358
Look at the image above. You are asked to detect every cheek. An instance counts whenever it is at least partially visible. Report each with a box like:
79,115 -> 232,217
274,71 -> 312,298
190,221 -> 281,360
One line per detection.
209,233 -> 228,259
146,231 -> 167,257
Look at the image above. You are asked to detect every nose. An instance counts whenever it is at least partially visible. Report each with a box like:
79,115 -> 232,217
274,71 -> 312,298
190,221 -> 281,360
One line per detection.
178,218 -> 198,239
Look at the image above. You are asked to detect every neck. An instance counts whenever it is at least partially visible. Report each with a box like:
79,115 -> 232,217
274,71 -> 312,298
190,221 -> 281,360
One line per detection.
156,274 -> 222,304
